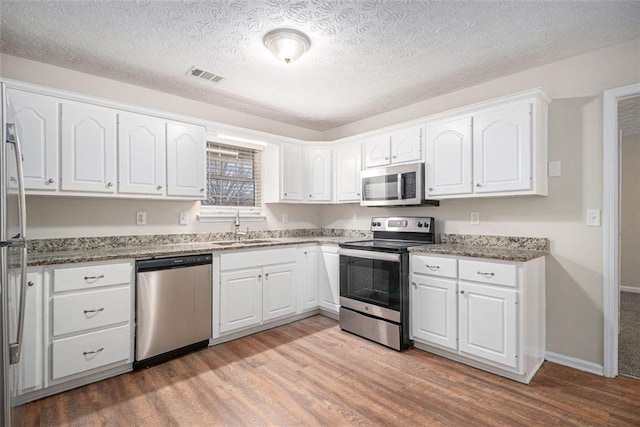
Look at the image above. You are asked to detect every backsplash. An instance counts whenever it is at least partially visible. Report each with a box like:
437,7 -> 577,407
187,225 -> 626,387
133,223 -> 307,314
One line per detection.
28,228 -> 372,253
440,234 -> 549,252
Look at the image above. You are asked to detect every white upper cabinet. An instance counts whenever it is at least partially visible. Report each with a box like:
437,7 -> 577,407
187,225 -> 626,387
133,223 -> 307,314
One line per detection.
6,89 -> 59,191
365,124 -> 424,168
426,117 -> 473,197
391,125 -> 423,164
60,101 -> 117,193
281,143 -> 304,201
305,147 -> 332,202
473,102 -> 532,193
364,133 -> 391,168
335,140 -> 362,203
166,121 -> 206,198
118,112 -> 166,196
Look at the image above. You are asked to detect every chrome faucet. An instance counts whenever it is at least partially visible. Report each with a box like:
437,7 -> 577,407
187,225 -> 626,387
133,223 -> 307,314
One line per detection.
234,209 -> 248,241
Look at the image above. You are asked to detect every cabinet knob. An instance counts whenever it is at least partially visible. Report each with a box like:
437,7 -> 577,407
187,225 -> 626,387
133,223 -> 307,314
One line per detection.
258,274 -> 262,279
156,185 -> 162,190
47,178 -> 55,184
476,183 -> 481,187
199,188 -> 205,192
460,290 -> 465,294
357,193 -> 361,196
107,182 -> 113,187
27,281 -> 34,287
309,194 -> 312,198
304,251 -> 307,255
428,187 -> 433,192
284,192 -> 288,196
393,155 -> 397,159
411,281 -> 417,288
384,156 -> 389,160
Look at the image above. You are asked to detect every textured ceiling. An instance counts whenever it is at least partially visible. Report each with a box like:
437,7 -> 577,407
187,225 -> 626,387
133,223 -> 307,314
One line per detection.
619,96 -> 640,136
1,1 -> 639,132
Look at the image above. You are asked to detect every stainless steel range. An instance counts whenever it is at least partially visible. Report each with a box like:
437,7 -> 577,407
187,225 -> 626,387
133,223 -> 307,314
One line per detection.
338,216 -> 435,350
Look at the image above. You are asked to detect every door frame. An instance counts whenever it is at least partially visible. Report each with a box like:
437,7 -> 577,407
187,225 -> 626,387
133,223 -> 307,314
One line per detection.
603,82 -> 640,378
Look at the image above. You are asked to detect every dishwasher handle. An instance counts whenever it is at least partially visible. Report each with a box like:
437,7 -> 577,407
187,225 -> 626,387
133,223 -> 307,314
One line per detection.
136,254 -> 212,272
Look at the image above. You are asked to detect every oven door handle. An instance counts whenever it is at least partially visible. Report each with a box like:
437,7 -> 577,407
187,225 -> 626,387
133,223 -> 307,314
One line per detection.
338,248 -> 401,263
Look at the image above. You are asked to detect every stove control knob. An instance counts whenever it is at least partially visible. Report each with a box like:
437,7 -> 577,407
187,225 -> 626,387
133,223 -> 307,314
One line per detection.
376,221 -> 382,226
417,222 -> 423,228
371,221 -> 377,227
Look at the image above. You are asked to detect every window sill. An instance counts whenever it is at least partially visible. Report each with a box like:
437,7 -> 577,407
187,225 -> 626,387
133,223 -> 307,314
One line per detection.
197,212 -> 266,223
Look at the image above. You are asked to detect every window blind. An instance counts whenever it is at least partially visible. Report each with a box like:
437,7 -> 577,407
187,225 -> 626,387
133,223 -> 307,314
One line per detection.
202,141 -> 262,208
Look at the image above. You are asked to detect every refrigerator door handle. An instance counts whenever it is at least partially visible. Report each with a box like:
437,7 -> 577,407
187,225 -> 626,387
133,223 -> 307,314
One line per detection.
9,246 -> 27,364
7,122 -> 28,365
6,123 -> 26,240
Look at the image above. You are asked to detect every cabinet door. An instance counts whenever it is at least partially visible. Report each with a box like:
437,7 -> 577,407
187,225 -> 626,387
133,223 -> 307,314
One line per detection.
220,269 -> 262,333
391,124 -> 423,164
263,263 -> 297,322
473,103 -> 532,193
319,247 -> 340,313
281,143 -> 303,201
336,140 -> 362,202
458,281 -> 518,368
305,147 -> 332,202
6,89 -> 59,191
426,117 -> 472,196
9,271 -> 44,397
298,247 -> 319,312
60,101 -> 117,193
410,274 -> 457,350
364,133 -> 391,168
118,112 -> 166,195
166,121 -> 206,198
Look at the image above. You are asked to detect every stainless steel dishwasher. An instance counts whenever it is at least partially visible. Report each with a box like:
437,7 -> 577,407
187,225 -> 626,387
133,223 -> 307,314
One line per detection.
134,254 -> 212,369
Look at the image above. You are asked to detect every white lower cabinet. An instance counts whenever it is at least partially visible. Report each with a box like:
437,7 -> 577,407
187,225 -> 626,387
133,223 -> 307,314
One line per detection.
219,247 -> 298,334
298,246 -> 319,313
318,245 -> 340,314
10,270 -> 44,397
410,253 -> 545,384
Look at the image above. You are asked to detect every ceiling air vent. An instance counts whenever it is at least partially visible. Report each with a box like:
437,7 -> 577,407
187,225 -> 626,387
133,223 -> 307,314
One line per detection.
187,66 -> 224,83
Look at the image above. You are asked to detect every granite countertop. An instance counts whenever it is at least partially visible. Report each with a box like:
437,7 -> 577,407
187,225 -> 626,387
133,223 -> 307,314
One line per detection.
27,236 -> 358,266
408,244 -> 547,262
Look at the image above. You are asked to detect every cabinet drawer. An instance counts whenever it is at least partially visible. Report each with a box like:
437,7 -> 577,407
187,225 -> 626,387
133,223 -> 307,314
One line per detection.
53,262 -> 132,292
51,325 -> 130,380
459,260 -> 517,287
52,287 -> 131,337
412,255 -> 457,278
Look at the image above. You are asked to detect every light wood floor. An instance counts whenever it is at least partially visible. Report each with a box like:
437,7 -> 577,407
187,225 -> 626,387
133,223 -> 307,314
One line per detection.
18,315 -> 640,426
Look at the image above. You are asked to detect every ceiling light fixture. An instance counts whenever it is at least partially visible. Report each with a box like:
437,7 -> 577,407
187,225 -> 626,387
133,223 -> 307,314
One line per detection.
263,29 -> 310,64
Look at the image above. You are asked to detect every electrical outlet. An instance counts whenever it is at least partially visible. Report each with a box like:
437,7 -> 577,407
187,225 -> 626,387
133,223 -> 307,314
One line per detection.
352,213 -> 359,222
586,209 -> 601,227
282,213 -> 289,223
136,211 -> 147,226
470,212 -> 480,225
548,160 -> 562,177
179,212 -> 189,225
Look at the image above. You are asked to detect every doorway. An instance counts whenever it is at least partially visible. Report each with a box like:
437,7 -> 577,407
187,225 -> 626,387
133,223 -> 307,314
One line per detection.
618,95 -> 640,378
603,83 -> 640,378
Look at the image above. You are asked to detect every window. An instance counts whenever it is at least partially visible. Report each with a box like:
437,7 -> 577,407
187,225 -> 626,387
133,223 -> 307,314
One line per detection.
200,141 -> 263,217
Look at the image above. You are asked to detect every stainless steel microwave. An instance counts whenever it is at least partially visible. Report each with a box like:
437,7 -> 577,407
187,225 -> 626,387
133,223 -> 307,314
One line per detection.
360,163 -> 438,207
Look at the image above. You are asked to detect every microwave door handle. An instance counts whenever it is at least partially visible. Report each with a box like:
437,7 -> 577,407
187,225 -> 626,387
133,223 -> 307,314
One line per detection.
397,173 -> 403,201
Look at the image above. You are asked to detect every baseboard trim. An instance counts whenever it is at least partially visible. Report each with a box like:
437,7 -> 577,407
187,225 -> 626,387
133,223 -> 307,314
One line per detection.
545,351 -> 604,376
621,286 -> 640,293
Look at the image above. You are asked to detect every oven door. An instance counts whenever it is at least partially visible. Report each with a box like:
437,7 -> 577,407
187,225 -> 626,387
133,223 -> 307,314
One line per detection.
338,249 -> 402,320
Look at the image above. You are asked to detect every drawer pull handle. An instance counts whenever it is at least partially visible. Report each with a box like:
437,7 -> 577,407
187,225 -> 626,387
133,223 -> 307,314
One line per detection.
83,347 -> 104,356
425,264 -> 440,270
84,275 -> 105,281
477,271 -> 495,277
83,308 -> 105,314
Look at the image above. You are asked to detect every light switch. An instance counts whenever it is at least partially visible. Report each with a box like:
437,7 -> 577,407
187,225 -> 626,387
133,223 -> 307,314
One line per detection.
586,209 -> 601,227
470,212 -> 480,225
179,212 -> 189,225
136,211 -> 147,225
548,160 -> 562,177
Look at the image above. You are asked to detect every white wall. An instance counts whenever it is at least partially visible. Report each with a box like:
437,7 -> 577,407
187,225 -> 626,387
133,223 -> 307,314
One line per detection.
620,133 -> 640,289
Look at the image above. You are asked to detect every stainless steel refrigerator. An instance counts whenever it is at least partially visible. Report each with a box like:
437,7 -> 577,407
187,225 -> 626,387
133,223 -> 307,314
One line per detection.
0,83 -> 29,426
